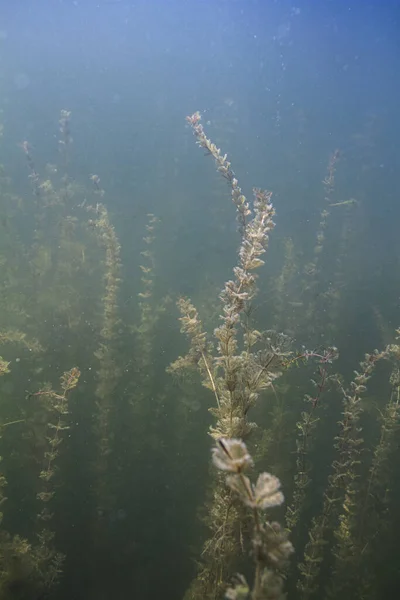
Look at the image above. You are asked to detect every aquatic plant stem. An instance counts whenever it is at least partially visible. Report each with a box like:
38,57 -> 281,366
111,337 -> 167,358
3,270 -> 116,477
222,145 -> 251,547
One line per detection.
202,350 -> 221,409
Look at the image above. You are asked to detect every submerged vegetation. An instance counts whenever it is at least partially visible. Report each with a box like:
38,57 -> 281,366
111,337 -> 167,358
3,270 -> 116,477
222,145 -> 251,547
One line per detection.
0,107 -> 399,600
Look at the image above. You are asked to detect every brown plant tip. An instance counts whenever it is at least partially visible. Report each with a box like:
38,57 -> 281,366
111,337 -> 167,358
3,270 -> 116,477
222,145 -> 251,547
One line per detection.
186,111 -> 201,126
226,472 -> 284,511
212,438 -> 254,473
251,472 -> 284,509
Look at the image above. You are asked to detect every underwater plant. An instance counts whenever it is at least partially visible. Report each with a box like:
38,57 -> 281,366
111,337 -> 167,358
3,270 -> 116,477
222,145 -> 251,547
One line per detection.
89,196 -> 122,502
295,342 -> 400,600
169,112 -> 291,599
212,438 -> 293,600
0,358 -> 80,598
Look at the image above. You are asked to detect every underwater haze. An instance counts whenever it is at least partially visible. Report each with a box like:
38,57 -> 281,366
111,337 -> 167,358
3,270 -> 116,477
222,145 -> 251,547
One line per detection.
0,1 -> 400,599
